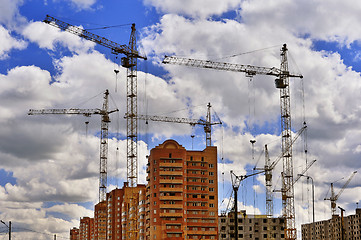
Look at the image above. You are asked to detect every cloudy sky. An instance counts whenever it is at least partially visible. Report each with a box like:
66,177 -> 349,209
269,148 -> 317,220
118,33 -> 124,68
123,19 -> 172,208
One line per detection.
1,0 -> 361,239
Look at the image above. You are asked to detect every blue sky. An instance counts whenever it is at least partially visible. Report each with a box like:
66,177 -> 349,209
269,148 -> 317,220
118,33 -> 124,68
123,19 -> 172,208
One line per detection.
1,0 -> 361,239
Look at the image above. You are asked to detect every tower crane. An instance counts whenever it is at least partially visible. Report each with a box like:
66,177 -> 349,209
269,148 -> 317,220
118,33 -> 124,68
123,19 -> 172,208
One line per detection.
43,15 -> 147,239
254,126 -> 312,213
324,171 -> 357,216
130,103 -> 222,147
254,126 -> 313,240
163,44 -> 303,240
43,15 -> 147,189
28,90 -> 118,202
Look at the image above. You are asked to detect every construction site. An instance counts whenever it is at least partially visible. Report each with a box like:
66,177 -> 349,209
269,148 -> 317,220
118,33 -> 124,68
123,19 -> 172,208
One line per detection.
26,15 -> 359,240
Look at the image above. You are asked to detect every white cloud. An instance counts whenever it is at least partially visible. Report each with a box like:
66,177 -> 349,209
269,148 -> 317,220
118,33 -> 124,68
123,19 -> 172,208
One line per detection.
140,0 -> 361,229
0,0 -> 26,28
2,0 -> 361,238
143,0 -> 242,19
0,40 -> 190,237
68,0 -> 97,10
0,25 -> 27,59
22,21 -> 95,53
240,0 -> 361,45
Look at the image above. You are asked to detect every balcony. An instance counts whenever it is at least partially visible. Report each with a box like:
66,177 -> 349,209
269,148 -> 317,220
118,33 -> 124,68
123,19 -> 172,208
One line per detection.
159,179 -> 183,184
159,212 -> 183,218
159,187 -> 183,192
159,195 -> 183,201
160,204 -> 183,209
186,181 -> 207,186
186,230 -> 217,236
185,205 -> 207,210
159,162 -> 183,168
187,165 -> 207,170
159,171 -> 183,176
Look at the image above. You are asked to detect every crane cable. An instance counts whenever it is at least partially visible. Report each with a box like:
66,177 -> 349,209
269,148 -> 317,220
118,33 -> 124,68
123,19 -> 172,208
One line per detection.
213,44 -> 281,61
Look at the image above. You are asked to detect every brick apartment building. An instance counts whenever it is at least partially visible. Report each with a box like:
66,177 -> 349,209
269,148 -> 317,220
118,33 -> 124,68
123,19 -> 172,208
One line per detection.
70,139 -> 217,240
70,227 -> 80,240
145,139 -> 218,240
120,183 -> 146,240
106,188 -> 124,240
302,208 -> 361,240
94,201 -> 107,240
80,217 -> 94,240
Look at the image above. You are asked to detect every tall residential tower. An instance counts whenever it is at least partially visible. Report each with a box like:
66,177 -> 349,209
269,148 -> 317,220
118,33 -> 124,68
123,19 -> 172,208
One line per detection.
146,139 -> 218,240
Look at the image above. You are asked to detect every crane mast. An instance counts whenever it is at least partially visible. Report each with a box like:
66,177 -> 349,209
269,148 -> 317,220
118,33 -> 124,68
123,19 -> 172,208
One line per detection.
132,103 -> 222,147
44,15 -> 147,239
278,44 -> 296,240
43,15 -> 147,189
163,44 -> 302,240
28,90 -> 118,202
264,145 -> 273,218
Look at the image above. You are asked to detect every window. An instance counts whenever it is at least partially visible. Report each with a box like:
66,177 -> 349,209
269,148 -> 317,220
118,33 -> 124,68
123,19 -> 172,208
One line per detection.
209,188 -> 214,192
209,180 -> 214,184
209,203 -> 214,208
209,172 -> 214,176
209,195 -> 215,200
209,164 -> 214,168
169,153 -> 172,158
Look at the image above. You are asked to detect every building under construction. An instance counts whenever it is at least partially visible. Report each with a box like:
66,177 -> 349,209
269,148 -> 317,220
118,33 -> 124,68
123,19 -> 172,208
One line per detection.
301,207 -> 361,240
219,210 -> 286,239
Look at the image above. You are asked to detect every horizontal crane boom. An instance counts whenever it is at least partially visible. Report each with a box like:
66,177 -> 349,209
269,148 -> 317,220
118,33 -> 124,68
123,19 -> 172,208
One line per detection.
28,108 -> 102,116
44,15 -> 147,60
28,108 -> 118,116
163,56 -> 303,78
131,114 -> 221,126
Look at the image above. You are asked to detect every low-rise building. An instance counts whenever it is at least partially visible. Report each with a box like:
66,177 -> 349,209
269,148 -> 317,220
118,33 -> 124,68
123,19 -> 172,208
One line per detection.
219,210 -> 286,239
301,208 -> 361,240
70,227 -> 79,240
